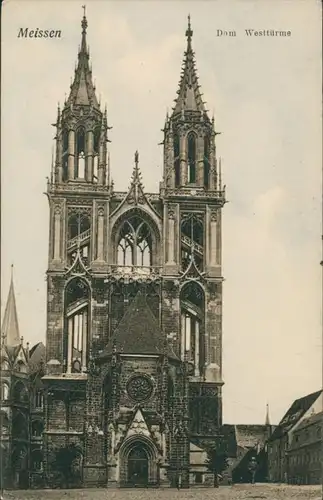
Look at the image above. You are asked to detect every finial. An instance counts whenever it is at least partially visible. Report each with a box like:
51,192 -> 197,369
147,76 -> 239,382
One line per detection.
135,150 -> 139,166
186,14 -> 193,44
11,263 -> 14,280
265,402 -> 270,426
20,336 -> 24,346
81,5 -> 88,34
2,333 -> 5,345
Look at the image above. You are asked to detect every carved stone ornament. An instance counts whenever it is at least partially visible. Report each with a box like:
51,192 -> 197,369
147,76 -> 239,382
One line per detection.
126,374 -> 154,403
210,209 -> 218,222
68,206 -> 92,216
168,204 -> 176,220
54,204 -> 62,215
98,206 -> 105,217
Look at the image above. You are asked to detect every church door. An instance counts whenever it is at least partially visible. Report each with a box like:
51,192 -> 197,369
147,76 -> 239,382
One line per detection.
127,444 -> 149,486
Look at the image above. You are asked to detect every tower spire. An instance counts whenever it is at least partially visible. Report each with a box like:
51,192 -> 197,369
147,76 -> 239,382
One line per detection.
65,7 -> 99,109
172,15 -> 206,116
1,266 -> 21,346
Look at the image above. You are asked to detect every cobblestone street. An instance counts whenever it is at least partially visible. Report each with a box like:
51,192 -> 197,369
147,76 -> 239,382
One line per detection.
2,485 -> 322,500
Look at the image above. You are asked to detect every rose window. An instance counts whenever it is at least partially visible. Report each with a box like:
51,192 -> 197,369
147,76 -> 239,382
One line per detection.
126,374 -> 153,403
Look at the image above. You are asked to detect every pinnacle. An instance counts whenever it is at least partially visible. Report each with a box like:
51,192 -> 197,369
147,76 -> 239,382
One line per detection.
1,268 -> 21,346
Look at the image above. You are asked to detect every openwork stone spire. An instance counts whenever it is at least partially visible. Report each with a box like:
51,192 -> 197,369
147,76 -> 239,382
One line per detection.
172,15 -> 206,115
66,6 -> 99,109
1,266 -> 20,346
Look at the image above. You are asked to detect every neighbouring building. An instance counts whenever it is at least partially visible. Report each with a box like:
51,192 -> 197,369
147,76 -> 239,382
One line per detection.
222,422 -> 275,484
35,11 -> 226,489
267,390 -> 322,484
288,411 -> 323,485
0,271 -> 46,489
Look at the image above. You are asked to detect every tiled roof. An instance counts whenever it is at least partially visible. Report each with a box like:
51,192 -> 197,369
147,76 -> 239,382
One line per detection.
104,291 -> 178,359
269,390 -> 322,441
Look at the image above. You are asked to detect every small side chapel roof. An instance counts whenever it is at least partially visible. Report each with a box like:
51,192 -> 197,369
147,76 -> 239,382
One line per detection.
104,291 -> 178,359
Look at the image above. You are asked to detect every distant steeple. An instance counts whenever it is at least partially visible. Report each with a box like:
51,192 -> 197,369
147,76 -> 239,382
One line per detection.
172,15 -> 206,116
265,403 -> 270,426
66,6 -> 99,109
1,265 -> 21,346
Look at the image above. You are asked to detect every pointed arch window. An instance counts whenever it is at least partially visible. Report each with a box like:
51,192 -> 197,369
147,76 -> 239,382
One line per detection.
93,127 -> 100,183
75,127 -> 86,179
180,282 -> 205,374
187,132 -> 197,184
117,216 -> 152,268
65,278 -> 90,374
174,133 -> 180,188
67,212 -> 91,266
62,129 -> 69,182
181,213 -> 204,272
204,136 -> 210,189
34,390 -> 43,409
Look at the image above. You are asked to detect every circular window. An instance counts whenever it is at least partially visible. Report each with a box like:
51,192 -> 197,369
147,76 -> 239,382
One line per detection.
126,374 -> 153,403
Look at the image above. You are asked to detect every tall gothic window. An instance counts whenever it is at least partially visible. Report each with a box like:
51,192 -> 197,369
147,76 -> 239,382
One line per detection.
75,127 -> 86,179
181,213 -> 204,272
174,133 -> 180,188
187,132 -> 197,184
65,278 -> 90,374
67,212 -> 91,265
1,383 -> 9,401
62,129 -> 69,181
117,215 -> 152,268
93,127 -> 100,183
204,136 -> 210,189
180,282 -> 205,374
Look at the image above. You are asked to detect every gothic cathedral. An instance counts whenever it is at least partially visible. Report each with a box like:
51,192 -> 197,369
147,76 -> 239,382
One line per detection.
42,12 -> 225,488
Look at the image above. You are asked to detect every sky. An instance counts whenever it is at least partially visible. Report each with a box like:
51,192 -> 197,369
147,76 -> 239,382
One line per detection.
1,0 -> 322,425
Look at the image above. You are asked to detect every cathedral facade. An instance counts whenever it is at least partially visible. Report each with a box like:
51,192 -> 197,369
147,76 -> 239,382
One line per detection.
1,13 -> 226,489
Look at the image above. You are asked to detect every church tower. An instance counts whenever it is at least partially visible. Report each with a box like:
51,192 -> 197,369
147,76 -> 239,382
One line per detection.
43,12 -> 225,489
161,14 -> 225,434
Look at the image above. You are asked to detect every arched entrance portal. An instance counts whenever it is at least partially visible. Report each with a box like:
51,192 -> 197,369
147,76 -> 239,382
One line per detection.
128,444 -> 148,486
120,437 -> 158,487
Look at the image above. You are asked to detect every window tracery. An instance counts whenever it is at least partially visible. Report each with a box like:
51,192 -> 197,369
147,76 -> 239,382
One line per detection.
181,213 -> 204,272
67,212 -> 91,265
126,374 -> 153,403
65,278 -> 90,374
117,215 -> 153,268
180,282 -> 205,373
